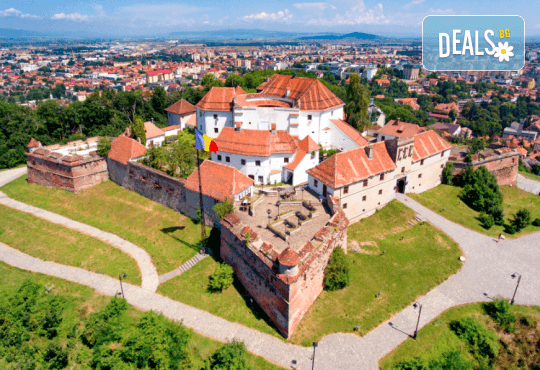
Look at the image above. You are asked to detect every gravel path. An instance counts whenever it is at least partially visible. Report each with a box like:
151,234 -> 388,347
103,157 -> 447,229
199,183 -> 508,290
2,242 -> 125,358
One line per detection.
1,167 -> 539,369
517,174 -> 540,195
0,168 -> 159,293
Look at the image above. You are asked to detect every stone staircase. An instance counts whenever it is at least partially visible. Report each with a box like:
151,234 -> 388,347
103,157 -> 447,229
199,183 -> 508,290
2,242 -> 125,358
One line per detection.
158,250 -> 211,284
407,213 -> 427,227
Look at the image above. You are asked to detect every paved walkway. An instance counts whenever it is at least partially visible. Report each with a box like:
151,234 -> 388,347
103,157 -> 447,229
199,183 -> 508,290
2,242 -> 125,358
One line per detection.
0,168 -> 159,293
517,174 -> 540,195
1,167 -> 539,369
158,251 -> 210,284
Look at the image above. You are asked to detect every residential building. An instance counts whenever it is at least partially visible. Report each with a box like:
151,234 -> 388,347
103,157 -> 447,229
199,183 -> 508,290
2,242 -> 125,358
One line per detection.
165,99 -> 197,130
376,119 -> 422,142
144,121 -> 165,148
146,69 -> 174,84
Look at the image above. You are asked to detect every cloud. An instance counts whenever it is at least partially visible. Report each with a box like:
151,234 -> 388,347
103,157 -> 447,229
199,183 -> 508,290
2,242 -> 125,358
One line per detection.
119,4 -> 207,19
52,13 -> 89,21
0,7 -> 41,19
402,0 -> 425,9
293,3 -> 336,11
242,9 -> 292,22
308,2 -> 388,25
426,8 -> 455,15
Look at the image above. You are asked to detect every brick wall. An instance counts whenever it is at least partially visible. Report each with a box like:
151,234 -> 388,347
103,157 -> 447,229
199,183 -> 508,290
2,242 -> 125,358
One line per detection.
453,151 -> 519,186
220,210 -> 349,338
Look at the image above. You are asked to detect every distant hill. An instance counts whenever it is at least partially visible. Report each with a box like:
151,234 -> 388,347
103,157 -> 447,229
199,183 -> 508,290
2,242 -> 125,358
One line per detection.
0,28 -> 48,38
168,29 -> 303,39
298,32 -> 387,41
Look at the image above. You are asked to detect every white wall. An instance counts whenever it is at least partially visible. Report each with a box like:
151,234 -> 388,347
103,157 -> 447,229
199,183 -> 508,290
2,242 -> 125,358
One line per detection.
197,109 -> 233,138
146,135 -> 165,148
328,120 -> 363,151
407,149 -> 450,194
291,151 -> 319,186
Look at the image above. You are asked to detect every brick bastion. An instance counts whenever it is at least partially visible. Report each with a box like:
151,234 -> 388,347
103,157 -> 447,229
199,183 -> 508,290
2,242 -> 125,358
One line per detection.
220,202 -> 349,338
26,137 -> 108,193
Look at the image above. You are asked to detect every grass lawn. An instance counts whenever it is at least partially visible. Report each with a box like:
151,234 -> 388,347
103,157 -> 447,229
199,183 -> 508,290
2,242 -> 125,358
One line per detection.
1,175 -> 210,275
159,201 -> 463,346
379,303 -> 540,370
0,262 -> 285,370
409,184 -> 540,239
0,163 -> 26,172
0,204 -> 141,286
519,170 -> 540,182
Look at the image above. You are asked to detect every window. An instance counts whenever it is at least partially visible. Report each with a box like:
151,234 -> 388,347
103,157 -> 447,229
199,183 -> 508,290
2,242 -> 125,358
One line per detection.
217,155 -> 222,161
226,156 -> 230,163
331,111 -> 334,116
308,115 -> 312,120
284,158 -> 289,163
512,158 -> 515,164
409,146 -> 413,157
363,180 -> 368,187
362,195 -> 366,201
380,174 -> 385,181
314,179 -> 318,187
213,114 -> 218,119
420,159 -> 424,166
343,203 -> 347,209
378,189 -> 382,195
214,199 -> 219,204
255,160 -> 261,166
199,111 -> 203,117
249,122 -> 251,125
241,159 -> 246,165
381,136 -> 385,141
401,167 -> 405,173
441,164 -> 444,168
441,151 -> 445,157
258,176 -> 263,183
214,128 -> 218,133
344,186 -> 349,194
418,173 -> 422,178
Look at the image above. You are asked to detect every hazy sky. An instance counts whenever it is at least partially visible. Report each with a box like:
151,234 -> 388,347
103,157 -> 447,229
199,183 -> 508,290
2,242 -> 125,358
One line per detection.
1,0 -> 538,37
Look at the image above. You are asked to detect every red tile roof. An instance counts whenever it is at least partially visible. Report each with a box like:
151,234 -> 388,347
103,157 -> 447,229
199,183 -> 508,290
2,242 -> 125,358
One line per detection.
330,119 -> 368,146
108,135 -> 148,165
165,99 -> 196,115
185,114 -> 197,127
184,161 -> 253,201
278,247 -> 300,266
196,86 -> 246,111
378,119 -> 421,138
144,121 -> 165,139
214,128 -> 297,157
147,69 -> 172,76
307,141 -> 396,188
412,130 -> 452,162
162,125 -> 180,132
284,135 -> 318,171
27,138 -> 40,148
255,74 -> 344,111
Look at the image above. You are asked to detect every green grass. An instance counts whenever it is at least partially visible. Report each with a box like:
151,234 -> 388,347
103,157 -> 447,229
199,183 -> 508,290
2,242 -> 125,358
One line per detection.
379,303 -> 540,370
0,163 -> 26,172
409,184 -> 540,239
0,204 -> 141,286
1,175 -> 209,275
159,201 -> 462,346
0,261 -> 286,370
519,170 -> 540,182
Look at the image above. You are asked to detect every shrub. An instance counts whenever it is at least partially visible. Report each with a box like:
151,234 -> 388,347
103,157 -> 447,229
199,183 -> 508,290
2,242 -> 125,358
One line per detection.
213,196 -> 236,220
449,318 -> 500,360
511,208 -> 531,231
97,137 -> 111,156
208,263 -> 234,292
43,341 -> 69,370
393,357 -> 427,370
442,162 -> 455,185
324,247 -> 350,291
131,116 -> 146,145
487,206 -> 505,226
533,218 -> 540,227
483,297 -> 516,333
206,339 -> 248,370
429,349 -> 474,370
504,224 -> 516,234
459,166 -> 503,215
479,213 -> 494,229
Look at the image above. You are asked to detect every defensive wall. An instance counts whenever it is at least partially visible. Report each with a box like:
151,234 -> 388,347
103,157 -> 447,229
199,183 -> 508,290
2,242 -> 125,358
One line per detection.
451,148 -> 519,186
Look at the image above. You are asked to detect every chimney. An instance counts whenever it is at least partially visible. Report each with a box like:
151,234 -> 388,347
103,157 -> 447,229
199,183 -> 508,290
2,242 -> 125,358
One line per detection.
270,123 -> 276,135
233,97 -> 238,106
235,123 -> 241,132
394,118 -> 400,125
365,145 -> 373,159
151,117 -> 154,125
285,89 -> 290,98
265,76 -> 269,82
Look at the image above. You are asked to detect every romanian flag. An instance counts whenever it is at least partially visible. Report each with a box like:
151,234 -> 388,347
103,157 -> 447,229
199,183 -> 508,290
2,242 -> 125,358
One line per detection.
195,129 -> 219,154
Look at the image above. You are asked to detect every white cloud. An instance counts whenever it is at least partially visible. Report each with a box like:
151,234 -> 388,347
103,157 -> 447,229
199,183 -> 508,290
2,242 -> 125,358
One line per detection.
402,0 -> 425,9
293,3 -> 336,11
0,7 -> 41,19
52,13 -> 89,21
119,4 -> 207,19
242,9 -> 292,22
308,2 -> 388,25
426,8 -> 455,15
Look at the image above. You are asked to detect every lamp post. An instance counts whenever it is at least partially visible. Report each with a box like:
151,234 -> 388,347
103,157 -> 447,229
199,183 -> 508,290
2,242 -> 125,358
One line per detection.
267,209 -> 271,227
119,274 -> 127,299
511,273 -> 522,305
302,186 -> 304,201
412,302 -> 422,340
276,200 -> 281,219
311,342 -> 318,370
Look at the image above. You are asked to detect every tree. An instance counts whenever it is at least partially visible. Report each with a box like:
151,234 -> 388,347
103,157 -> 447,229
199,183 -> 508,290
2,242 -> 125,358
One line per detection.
131,116 -> 146,146
511,208 -> 531,231
151,86 -> 168,114
213,196 -> 235,220
208,263 -> 234,292
468,138 -> 485,155
345,73 -> 370,132
97,137 -> 111,156
206,339 -> 248,370
323,247 -> 350,291
459,166 -> 503,216
167,131 -> 197,178
442,162 -> 455,185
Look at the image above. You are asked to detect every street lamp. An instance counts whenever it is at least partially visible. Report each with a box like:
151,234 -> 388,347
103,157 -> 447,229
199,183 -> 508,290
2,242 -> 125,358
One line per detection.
511,273 -> 522,305
119,273 -> 127,299
311,342 -> 318,370
276,200 -> 281,218
412,302 -> 422,340
267,208 -> 271,227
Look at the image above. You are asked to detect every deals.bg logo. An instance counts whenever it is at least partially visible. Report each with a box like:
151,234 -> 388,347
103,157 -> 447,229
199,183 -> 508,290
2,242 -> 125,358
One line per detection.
422,15 -> 525,71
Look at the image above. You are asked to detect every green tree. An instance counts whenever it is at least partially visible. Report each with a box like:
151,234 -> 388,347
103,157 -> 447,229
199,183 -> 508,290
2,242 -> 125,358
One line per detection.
345,73 -> 370,132
131,116 -> 146,146
459,166 -> 503,215
468,138 -> 485,155
511,208 -> 531,231
97,137 -> 111,156
208,263 -> 234,292
167,131 -> 197,178
323,247 -> 350,291
213,196 -> 236,220
206,339 -> 248,370
442,162 -> 455,185
151,86 -> 168,114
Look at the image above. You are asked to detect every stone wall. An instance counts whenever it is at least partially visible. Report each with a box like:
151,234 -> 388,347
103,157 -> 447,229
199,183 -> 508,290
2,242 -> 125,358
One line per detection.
452,149 -> 519,186
220,210 -> 349,338
27,149 -> 108,193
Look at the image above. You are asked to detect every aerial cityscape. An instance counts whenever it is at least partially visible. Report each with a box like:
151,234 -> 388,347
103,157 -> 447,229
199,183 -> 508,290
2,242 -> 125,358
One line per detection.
0,1 -> 540,369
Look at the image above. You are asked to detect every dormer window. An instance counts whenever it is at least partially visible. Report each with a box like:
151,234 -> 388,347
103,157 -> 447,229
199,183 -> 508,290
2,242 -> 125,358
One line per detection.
213,114 -> 218,119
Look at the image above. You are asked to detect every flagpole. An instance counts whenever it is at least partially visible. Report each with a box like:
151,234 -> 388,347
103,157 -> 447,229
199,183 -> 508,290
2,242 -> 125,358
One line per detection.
196,147 -> 207,253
